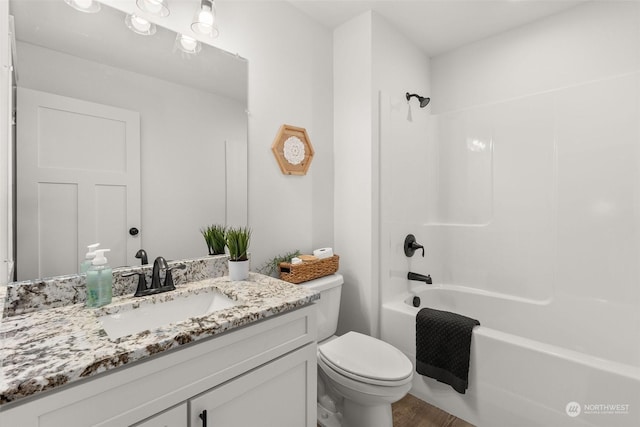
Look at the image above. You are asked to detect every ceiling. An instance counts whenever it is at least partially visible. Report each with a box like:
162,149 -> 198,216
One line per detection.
287,0 -> 586,56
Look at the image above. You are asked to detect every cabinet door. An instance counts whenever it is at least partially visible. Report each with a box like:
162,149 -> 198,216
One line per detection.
190,343 -> 316,427
131,403 -> 187,427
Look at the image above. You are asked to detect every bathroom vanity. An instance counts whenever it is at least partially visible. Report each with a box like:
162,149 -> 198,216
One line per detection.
0,269 -> 319,426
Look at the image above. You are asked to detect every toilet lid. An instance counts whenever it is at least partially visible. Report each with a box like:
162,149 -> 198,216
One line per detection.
318,331 -> 413,382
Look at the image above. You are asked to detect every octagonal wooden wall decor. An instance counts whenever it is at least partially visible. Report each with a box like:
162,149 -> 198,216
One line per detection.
271,124 -> 314,176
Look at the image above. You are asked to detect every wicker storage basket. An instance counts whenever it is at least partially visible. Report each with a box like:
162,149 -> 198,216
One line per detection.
279,255 -> 339,284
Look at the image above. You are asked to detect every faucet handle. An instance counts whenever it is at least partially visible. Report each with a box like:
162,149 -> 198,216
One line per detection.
164,263 -> 186,290
404,234 -> 425,257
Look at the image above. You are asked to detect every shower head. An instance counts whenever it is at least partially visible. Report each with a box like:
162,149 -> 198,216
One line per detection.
406,92 -> 430,108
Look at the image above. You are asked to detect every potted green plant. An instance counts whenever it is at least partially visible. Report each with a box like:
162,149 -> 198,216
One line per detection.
201,224 -> 227,255
226,226 -> 251,281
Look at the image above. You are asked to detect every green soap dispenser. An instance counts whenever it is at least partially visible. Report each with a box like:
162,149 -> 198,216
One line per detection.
86,249 -> 113,308
80,243 -> 100,273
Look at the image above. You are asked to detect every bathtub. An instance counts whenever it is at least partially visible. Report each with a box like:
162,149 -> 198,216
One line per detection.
380,285 -> 640,427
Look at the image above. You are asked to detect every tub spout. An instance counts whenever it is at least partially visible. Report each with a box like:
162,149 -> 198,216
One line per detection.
408,272 -> 432,284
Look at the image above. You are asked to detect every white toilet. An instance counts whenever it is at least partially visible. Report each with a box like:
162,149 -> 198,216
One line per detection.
301,274 -> 413,427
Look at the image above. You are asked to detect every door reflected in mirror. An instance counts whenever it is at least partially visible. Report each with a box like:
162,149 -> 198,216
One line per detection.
10,0 -> 248,281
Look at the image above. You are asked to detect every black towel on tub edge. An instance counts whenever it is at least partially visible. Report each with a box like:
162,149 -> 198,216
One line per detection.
415,307 -> 480,394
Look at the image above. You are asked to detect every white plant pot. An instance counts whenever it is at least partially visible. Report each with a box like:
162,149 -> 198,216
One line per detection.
228,260 -> 249,281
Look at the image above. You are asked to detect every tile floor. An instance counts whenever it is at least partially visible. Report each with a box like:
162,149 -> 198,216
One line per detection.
392,394 -> 475,427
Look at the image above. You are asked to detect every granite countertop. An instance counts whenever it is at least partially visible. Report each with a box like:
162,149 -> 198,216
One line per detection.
0,273 -> 319,406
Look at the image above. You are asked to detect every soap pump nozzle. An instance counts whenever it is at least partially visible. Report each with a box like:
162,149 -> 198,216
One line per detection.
80,243 -> 101,273
92,249 -> 111,266
85,243 -> 100,259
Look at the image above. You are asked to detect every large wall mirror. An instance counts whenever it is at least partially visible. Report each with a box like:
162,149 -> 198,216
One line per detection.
10,0 -> 248,281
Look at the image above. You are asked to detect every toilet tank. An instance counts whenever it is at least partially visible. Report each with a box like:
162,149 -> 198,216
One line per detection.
299,274 -> 343,341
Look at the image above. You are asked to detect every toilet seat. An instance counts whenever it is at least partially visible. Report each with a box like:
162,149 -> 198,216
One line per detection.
318,331 -> 413,387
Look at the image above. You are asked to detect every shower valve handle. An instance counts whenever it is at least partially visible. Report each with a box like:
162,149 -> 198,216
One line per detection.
404,234 -> 424,257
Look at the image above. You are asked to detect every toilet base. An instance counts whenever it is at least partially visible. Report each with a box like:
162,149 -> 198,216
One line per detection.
342,399 -> 393,427
317,402 -> 342,427
318,400 -> 393,427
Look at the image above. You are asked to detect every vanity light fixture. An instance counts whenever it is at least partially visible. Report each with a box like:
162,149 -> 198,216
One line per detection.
176,34 -> 202,54
136,0 -> 170,18
191,0 -> 219,38
125,14 -> 157,36
64,0 -> 101,13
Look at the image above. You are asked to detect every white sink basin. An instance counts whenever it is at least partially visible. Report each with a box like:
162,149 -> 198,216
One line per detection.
98,290 -> 239,339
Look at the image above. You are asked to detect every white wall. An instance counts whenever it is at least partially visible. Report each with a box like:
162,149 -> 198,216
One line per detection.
16,41 -> 245,264
334,11 -> 430,336
381,0 -> 640,322
334,12 -> 374,335
372,13 -> 431,336
211,1 -> 334,271
427,0 -> 640,306
374,14 -> 434,312
431,1 -> 640,114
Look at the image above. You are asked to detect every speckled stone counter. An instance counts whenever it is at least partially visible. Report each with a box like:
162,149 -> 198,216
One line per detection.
0,272 -> 319,406
3,255 -> 229,317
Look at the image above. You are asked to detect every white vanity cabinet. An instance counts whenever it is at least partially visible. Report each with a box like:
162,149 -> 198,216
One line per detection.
0,305 -> 317,427
189,344 -> 314,427
132,404 -> 187,427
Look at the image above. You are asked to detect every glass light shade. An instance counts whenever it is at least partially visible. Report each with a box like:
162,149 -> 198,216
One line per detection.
191,1 -> 219,38
125,14 -> 157,36
176,34 -> 201,54
64,0 -> 101,13
136,0 -> 170,18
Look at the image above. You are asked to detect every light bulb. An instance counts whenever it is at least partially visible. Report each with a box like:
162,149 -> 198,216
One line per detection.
136,0 -> 169,17
131,16 -> 151,32
192,11 -> 214,35
144,0 -> 162,14
74,0 -> 92,9
176,34 -> 201,54
180,36 -> 198,52
191,1 -> 219,38
125,14 -> 157,36
64,0 -> 101,13
197,10 -> 214,26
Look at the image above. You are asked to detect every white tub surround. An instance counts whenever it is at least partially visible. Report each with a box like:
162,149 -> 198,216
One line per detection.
376,2 -> 640,426
0,272 -> 319,407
